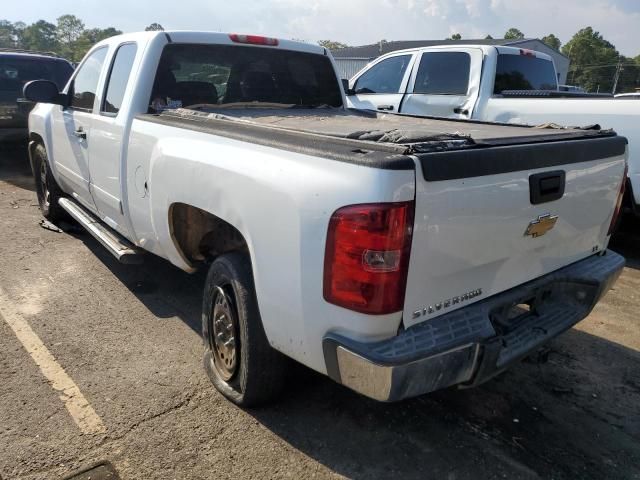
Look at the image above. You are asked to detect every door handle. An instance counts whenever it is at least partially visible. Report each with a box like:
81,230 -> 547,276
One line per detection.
377,105 -> 394,111
74,127 -> 87,139
453,107 -> 469,115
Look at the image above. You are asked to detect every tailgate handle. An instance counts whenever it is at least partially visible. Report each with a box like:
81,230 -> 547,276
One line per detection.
529,171 -> 566,205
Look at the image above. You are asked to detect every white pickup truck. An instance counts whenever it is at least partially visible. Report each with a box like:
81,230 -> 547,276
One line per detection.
347,45 -> 640,216
24,31 -> 626,406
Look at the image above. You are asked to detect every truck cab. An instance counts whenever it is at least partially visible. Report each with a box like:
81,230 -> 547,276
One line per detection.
347,45 -> 559,119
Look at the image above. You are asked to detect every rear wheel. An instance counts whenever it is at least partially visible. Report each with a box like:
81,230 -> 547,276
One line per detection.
202,253 -> 287,406
33,143 -> 66,222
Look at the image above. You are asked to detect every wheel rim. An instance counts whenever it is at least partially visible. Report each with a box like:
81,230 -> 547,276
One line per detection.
39,159 -> 50,208
210,286 -> 238,381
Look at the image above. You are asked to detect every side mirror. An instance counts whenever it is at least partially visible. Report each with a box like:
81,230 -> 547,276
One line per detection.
23,80 -> 68,106
341,78 -> 356,96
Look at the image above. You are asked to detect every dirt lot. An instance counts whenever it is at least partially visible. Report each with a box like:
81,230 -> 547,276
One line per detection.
0,142 -> 639,480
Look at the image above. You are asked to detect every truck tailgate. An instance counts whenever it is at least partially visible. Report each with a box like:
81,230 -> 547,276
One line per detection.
403,135 -> 627,328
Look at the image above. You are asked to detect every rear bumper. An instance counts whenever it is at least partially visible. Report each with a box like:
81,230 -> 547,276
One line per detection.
323,250 -> 625,402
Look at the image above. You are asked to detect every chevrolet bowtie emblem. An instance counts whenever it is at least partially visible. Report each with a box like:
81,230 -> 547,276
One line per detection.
525,213 -> 558,238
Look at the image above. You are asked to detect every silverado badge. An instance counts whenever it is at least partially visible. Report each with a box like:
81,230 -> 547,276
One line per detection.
525,213 -> 558,238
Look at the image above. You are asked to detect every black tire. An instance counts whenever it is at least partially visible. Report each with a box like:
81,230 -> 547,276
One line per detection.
202,252 -> 287,407
33,143 -> 67,222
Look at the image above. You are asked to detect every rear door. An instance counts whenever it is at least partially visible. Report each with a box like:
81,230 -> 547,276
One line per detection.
89,42 -> 139,237
400,48 -> 483,119
51,47 -> 108,212
347,53 -> 416,113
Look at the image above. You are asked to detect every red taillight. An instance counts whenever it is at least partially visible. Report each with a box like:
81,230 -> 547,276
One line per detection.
519,49 -> 535,57
323,202 -> 414,315
229,34 -> 279,46
608,163 -> 628,235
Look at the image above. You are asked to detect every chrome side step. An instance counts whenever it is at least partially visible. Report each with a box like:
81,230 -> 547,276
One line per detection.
58,197 -> 143,265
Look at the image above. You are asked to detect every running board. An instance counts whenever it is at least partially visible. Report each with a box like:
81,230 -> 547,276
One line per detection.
58,197 -> 143,264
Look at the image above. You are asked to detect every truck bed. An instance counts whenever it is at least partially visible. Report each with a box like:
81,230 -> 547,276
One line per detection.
138,108 -> 622,171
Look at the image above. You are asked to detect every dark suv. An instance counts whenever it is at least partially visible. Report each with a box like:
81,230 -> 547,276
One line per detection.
0,49 -> 73,142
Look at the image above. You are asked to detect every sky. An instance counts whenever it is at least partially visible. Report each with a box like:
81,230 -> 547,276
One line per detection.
4,0 -> 640,56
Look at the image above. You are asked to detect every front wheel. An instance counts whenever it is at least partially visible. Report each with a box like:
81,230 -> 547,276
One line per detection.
202,253 -> 287,407
33,143 -> 66,222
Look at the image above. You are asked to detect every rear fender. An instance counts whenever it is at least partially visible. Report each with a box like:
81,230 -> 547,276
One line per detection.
145,131 -> 415,372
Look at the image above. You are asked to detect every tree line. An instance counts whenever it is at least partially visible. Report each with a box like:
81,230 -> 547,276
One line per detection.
0,16 -> 164,63
321,26 -> 640,94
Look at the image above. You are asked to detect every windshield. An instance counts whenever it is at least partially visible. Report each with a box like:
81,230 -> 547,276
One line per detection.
0,56 -> 73,96
494,54 -> 558,94
149,43 -> 343,112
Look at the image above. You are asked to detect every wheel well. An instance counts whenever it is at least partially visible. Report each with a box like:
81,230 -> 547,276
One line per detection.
168,203 -> 249,266
28,133 -> 45,174
28,132 -> 45,152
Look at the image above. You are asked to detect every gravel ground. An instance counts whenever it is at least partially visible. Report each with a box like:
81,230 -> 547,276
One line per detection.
0,142 -> 638,480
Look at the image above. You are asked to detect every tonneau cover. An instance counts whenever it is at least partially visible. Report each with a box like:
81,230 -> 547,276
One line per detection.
165,107 -> 615,145
138,107 -> 622,169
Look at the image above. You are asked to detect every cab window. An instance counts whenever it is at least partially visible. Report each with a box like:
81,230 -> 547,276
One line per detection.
353,55 -> 411,94
494,54 -> 557,93
413,52 -> 470,95
149,43 -> 343,112
102,43 -> 138,115
69,47 -> 108,112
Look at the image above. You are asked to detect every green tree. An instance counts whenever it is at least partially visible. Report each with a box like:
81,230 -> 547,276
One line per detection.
318,40 -> 349,50
541,33 -> 561,51
145,23 -> 164,31
0,20 -> 16,48
20,20 -> 58,52
562,27 -> 619,92
12,21 -> 26,48
56,14 -> 85,60
74,27 -> 122,59
449,33 -> 462,40
504,28 -> 525,40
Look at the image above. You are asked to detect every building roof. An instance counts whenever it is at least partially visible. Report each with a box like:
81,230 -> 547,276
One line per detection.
331,38 -> 567,59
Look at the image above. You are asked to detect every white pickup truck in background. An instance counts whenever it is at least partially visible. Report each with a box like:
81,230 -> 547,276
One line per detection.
346,45 -> 640,216
24,31 -> 626,406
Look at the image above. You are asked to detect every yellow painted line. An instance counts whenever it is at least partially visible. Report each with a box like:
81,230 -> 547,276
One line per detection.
0,286 -> 106,435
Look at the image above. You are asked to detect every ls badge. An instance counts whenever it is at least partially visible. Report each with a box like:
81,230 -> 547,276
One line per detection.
525,213 -> 558,238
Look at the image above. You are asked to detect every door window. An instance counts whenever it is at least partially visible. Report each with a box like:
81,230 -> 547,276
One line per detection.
69,47 -> 107,112
353,55 -> 412,94
102,43 -> 138,115
413,52 -> 470,95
